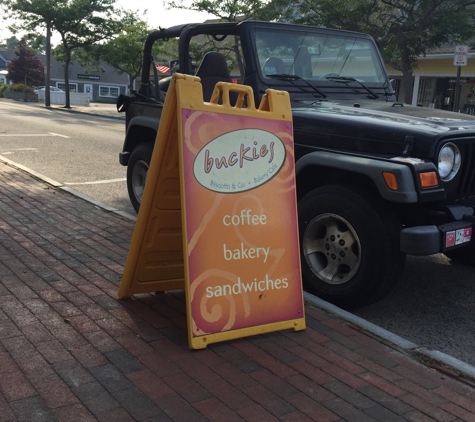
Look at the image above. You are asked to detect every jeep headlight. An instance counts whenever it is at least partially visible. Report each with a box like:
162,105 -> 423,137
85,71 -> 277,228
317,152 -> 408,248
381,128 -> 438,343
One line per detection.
438,143 -> 461,181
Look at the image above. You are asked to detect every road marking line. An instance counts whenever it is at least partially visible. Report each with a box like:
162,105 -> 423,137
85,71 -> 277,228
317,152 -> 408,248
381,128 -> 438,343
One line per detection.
0,148 -> 39,154
0,134 -> 49,137
64,178 -> 126,186
0,133 -> 70,138
48,132 -> 70,138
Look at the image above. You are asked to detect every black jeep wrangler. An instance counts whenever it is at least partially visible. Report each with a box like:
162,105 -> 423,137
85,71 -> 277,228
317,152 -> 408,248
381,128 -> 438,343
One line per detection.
118,20 -> 475,308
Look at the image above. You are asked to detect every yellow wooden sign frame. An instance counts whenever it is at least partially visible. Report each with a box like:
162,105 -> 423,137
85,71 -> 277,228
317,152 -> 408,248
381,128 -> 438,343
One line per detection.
119,74 -> 305,349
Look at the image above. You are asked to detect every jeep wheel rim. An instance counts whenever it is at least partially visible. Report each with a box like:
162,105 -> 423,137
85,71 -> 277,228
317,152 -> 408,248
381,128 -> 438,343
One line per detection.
303,213 -> 361,285
132,160 -> 149,204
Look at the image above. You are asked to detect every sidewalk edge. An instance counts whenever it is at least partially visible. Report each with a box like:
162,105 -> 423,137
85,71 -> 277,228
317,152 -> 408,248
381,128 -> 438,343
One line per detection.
304,292 -> 475,385
0,155 -> 62,187
0,156 -> 136,223
303,292 -> 418,350
50,104 -> 125,120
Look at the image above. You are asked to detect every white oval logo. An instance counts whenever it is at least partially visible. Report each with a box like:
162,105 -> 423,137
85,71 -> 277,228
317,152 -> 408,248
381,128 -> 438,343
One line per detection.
193,129 -> 286,193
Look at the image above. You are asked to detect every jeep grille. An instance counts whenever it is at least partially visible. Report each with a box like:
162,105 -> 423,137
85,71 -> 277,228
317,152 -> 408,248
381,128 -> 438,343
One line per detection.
456,141 -> 475,200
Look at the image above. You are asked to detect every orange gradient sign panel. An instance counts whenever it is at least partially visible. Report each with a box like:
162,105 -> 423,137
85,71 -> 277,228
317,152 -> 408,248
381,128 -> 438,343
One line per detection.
180,110 -> 303,337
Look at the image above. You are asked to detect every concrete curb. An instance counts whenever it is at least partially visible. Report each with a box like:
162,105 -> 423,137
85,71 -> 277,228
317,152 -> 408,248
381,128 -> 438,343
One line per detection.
304,292 -> 475,385
0,98 -> 125,121
303,292 -> 418,350
51,105 -> 125,120
0,155 -> 63,188
2,153 -> 475,387
0,156 -> 136,223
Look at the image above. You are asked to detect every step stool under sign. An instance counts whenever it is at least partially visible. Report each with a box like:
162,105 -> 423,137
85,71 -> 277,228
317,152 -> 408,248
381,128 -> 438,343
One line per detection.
119,74 -> 305,349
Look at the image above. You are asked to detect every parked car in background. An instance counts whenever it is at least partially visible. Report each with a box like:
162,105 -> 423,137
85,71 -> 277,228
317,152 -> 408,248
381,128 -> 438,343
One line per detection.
33,86 -> 64,94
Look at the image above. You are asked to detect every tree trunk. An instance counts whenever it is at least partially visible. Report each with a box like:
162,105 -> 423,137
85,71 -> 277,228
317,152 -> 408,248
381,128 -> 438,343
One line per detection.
400,51 -> 414,104
233,36 -> 245,83
129,74 -> 135,94
389,23 -> 415,105
402,69 -> 414,105
45,23 -> 51,107
63,44 -> 72,109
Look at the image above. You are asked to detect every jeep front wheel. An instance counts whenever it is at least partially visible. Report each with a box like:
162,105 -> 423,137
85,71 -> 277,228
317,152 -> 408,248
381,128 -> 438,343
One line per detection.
298,185 -> 405,309
127,143 -> 153,213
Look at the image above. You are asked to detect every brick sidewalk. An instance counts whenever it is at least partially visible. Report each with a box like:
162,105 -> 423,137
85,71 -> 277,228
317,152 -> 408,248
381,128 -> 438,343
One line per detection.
1,162 -> 475,422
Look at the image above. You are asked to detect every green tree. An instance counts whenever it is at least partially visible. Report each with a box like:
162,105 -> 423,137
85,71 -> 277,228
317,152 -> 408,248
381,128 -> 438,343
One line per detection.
28,34 -> 47,54
4,0 -> 122,108
167,0 -> 281,22
76,13 -> 153,93
5,36 -> 20,49
2,34 -> 47,53
285,0 -> 475,104
7,37 -> 45,86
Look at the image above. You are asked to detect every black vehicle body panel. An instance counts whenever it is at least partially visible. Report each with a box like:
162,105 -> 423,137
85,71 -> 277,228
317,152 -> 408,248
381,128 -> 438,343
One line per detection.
119,20 -> 475,259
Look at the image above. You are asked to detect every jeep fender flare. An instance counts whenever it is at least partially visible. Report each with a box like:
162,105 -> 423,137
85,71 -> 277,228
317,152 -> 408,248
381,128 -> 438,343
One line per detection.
120,116 -> 160,166
127,116 -> 160,133
295,151 -> 418,203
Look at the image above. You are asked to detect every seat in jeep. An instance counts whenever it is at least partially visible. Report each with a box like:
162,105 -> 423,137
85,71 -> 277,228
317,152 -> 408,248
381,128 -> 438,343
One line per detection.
195,51 -> 233,102
263,57 -> 285,76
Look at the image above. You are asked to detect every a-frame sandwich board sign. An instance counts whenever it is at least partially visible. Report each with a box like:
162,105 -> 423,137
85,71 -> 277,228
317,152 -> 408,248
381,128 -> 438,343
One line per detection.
119,74 -> 305,349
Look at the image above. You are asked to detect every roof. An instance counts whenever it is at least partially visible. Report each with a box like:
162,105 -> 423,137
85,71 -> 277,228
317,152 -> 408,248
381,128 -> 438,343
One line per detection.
0,47 -> 127,84
0,48 -> 17,70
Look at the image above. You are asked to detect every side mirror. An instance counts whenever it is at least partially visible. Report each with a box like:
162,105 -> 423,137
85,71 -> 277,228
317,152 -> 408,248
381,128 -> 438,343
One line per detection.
117,94 -> 132,112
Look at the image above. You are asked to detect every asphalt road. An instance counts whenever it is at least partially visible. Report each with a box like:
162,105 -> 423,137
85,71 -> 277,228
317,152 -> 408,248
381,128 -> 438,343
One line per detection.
353,253 -> 475,367
1,99 -> 475,368
0,99 -> 136,216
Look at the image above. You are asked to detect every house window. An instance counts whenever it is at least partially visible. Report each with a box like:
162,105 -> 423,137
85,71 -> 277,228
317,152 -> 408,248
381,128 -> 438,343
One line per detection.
99,86 -> 120,98
57,83 -> 78,92
417,77 -> 437,108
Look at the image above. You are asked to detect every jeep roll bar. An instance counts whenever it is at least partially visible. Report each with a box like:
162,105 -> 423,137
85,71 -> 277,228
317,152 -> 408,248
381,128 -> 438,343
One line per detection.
138,22 -> 241,96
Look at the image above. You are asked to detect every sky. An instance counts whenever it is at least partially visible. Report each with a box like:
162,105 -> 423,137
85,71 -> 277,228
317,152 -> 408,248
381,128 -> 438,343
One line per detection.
0,0 -> 215,45
116,0 -> 215,29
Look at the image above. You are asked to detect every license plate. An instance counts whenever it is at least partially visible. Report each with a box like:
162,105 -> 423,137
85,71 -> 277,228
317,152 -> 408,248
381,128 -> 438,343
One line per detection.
446,227 -> 472,248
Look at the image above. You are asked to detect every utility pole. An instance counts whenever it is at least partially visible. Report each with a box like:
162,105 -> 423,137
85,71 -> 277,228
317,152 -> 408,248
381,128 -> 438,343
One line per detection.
453,45 -> 469,113
45,22 -> 51,107
454,65 -> 461,112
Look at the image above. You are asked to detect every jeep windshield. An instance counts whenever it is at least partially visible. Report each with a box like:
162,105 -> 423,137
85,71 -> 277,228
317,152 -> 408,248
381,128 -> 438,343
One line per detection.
253,27 -> 390,101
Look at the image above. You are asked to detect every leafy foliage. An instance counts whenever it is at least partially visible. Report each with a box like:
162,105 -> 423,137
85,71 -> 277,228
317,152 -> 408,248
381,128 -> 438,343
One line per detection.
75,12 -> 157,92
167,0 -> 283,22
6,83 -> 35,93
0,36 -> 20,49
0,83 -> 9,97
166,0 -> 284,78
7,37 -> 45,86
4,0 -> 123,107
284,0 -> 475,103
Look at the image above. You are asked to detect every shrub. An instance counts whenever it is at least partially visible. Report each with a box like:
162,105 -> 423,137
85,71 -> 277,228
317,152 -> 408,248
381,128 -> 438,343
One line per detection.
0,83 -> 7,97
8,83 -> 34,93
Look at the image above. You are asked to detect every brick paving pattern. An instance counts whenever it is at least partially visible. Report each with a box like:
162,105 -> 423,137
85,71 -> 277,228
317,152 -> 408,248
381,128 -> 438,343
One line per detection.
1,162 -> 475,421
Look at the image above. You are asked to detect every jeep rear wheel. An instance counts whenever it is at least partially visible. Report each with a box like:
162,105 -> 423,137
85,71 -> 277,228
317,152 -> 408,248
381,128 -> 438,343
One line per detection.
298,185 -> 405,309
127,143 -> 153,213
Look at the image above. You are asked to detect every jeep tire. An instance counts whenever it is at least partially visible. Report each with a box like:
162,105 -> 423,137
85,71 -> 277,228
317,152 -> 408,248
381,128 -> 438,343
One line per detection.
298,185 -> 405,309
127,143 -> 153,213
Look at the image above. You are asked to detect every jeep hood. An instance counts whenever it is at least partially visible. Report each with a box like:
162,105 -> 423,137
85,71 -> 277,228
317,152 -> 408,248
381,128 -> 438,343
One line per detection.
293,99 -> 475,130
291,99 -> 475,158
